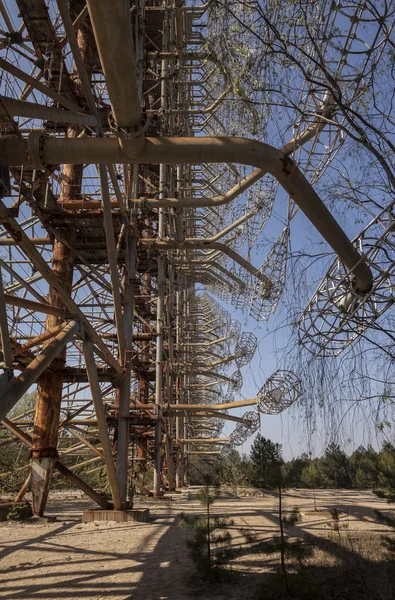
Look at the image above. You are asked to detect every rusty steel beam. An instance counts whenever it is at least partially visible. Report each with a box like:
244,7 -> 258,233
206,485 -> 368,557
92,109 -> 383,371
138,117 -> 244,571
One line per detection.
178,438 -> 230,443
31,160 -> 81,426
19,324 -> 67,352
167,398 -> 257,410
168,410 -> 248,425
187,451 -> 222,455
82,338 -> 122,510
0,237 -> 52,246
29,18 -> 98,516
4,294 -> 65,317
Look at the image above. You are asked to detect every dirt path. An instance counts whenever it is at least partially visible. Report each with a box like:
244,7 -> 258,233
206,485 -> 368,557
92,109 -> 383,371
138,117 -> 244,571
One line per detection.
0,489 -> 393,600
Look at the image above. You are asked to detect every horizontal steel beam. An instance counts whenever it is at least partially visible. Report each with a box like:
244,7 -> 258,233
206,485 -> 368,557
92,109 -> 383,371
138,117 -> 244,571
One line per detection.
187,451 -> 221,455
4,293 -> 65,317
0,95 -> 98,127
178,438 -> 229,444
0,197 -> 122,373
1,135 -> 372,291
0,237 -> 52,246
167,398 -> 258,411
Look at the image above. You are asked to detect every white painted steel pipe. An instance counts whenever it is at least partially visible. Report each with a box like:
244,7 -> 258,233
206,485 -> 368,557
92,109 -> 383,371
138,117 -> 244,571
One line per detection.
86,0 -> 145,155
1,135 -> 373,292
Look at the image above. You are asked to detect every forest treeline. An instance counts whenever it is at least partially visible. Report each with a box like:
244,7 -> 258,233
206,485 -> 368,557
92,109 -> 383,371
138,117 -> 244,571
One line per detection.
190,435 -> 395,493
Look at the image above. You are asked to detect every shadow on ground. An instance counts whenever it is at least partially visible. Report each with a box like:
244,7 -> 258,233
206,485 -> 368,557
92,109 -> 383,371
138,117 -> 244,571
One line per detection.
0,489 -> 394,600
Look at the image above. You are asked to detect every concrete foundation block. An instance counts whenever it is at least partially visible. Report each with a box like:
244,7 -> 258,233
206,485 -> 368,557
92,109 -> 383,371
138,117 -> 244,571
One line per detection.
82,508 -> 150,523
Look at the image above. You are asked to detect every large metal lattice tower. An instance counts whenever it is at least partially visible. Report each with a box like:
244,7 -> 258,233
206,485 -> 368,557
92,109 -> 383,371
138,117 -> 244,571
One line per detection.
0,0 -> 384,517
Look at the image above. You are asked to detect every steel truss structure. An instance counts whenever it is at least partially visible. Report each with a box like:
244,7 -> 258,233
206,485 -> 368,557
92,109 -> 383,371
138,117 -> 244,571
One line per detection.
0,0 -> 376,515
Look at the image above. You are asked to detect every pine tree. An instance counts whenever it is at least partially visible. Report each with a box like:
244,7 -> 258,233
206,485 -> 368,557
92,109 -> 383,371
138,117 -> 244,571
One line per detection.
259,462 -> 314,596
180,479 -> 234,577
374,442 -> 395,552
250,434 -> 283,488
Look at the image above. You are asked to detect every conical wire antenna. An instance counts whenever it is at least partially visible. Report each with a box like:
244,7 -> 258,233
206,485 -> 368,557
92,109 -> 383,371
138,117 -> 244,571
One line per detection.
229,410 -> 260,446
235,332 -> 258,367
298,211 -> 395,356
257,370 -> 302,414
249,226 -> 290,321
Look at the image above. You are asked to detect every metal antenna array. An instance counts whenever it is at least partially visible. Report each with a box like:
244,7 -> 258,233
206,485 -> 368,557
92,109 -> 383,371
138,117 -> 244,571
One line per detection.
298,206 -> 395,356
0,0 -> 377,516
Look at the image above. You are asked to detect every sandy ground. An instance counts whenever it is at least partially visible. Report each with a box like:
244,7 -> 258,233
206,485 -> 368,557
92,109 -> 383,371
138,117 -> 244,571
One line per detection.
0,488 -> 394,600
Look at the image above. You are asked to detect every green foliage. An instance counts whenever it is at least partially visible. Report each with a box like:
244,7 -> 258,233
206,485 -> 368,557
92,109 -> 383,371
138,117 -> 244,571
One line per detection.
282,454 -> 310,488
282,507 -> 302,529
195,482 -> 220,506
8,390 -> 36,419
239,527 -> 257,544
76,464 -> 110,492
180,479 -> 234,577
6,506 -> 21,521
188,455 -> 221,486
260,483 -> 313,595
322,443 -> 352,488
214,439 -> 393,493
300,459 -> 327,489
0,391 -> 37,493
259,535 -> 313,562
375,443 -> 395,501
373,443 -> 395,556
250,434 -> 283,488
181,513 -> 234,575
218,448 -> 252,492
329,507 -> 349,533
5,502 -> 32,521
374,509 -> 395,529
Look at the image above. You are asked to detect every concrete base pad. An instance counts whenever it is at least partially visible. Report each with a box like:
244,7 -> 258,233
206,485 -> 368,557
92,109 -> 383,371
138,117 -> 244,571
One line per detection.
82,509 -> 150,523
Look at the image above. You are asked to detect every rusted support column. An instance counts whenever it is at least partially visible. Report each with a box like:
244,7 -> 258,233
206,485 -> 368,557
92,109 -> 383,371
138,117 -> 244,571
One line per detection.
30,18 -> 94,517
2,417 -> 110,509
116,216 -> 137,507
31,226 -> 77,515
166,437 -> 175,492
